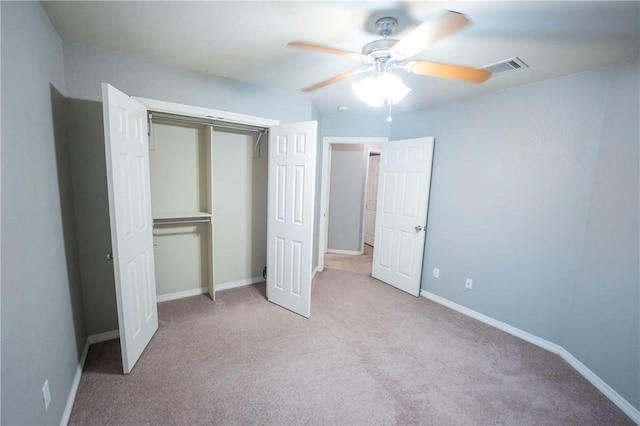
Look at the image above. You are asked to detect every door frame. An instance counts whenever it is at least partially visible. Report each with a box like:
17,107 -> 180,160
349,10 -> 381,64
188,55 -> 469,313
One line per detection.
362,145 -> 381,248
317,136 -> 387,272
133,97 -> 279,128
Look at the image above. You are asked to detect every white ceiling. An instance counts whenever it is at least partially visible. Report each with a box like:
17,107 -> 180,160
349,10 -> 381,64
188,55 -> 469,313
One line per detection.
42,1 -> 640,114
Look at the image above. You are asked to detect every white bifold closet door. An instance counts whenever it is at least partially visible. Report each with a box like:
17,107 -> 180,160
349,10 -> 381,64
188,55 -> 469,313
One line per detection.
102,83 -> 158,374
266,121 -> 317,318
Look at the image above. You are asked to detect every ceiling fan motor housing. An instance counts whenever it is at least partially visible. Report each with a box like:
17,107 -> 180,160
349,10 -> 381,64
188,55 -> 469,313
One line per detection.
374,17 -> 397,37
361,17 -> 406,71
362,38 -> 404,73
362,38 -> 398,57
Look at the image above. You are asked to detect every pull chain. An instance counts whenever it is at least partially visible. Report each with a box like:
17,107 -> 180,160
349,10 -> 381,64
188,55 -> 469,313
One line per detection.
386,101 -> 393,123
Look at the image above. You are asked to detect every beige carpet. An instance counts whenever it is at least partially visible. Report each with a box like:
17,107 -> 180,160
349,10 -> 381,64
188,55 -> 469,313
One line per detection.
70,250 -> 632,425
324,244 -> 374,275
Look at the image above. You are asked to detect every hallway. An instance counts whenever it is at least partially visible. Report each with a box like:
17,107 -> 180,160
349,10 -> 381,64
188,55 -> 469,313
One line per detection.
323,244 -> 373,275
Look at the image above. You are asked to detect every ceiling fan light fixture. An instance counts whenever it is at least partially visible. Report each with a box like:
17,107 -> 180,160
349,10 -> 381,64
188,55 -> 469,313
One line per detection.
352,76 -> 384,107
352,73 -> 411,107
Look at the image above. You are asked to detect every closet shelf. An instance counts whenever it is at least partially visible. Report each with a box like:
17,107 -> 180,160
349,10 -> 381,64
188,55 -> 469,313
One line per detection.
153,212 -> 212,226
153,212 -> 211,226
153,212 -> 212,221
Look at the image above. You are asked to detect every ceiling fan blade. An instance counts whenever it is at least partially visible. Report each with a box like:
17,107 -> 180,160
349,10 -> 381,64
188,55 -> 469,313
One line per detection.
288,41 -> 368,61
302,70 -> 363,92
392,10 -> 469,59
408,60 -> 491,83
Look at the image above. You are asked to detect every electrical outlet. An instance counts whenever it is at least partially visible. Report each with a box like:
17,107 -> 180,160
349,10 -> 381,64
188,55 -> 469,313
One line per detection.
465,278 -> 473,289
42,380 -> 51,410
432,268 -> 440,278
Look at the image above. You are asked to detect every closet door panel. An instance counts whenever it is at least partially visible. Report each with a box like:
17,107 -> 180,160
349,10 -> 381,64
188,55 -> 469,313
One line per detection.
266,121 -> 317,318
102,83 -> 158,374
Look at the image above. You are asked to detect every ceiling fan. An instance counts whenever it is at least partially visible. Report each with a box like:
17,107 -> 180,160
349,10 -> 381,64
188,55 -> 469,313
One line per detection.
288,10 -> 492,95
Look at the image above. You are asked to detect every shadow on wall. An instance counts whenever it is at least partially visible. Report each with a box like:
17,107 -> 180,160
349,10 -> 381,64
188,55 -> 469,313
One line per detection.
49,85 -> 87,354
65,98 -> 118,335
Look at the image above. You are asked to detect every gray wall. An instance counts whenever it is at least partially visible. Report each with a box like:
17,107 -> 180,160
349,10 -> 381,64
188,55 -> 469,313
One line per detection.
322,112 -> 390,138
327,145 -> 367,252
391,56 -> 639,410
318,112 -> 389,260
563,56 -> 639,409
1,2 -> 86,424
64,42 -> 314,124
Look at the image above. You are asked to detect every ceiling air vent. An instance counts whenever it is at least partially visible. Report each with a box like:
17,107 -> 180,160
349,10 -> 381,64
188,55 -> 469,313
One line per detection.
482,57 -> 529,76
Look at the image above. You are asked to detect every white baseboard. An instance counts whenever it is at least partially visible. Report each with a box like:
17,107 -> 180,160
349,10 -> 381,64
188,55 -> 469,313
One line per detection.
420,290 -> 561,354
156,278 -> 267,302
156,287 -> 208,303
420,290 -> 640,424
326,248 -> 363,255
60,340 -> 89,426
87,329 -> 119,344
558,348 -> 640,424
215,276 -> 264,292
60,329 -> 119,425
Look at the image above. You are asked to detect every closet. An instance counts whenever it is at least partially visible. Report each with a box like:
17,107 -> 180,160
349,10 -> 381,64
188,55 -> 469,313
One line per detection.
147,112 -> 268,302
103,84 -> 316,373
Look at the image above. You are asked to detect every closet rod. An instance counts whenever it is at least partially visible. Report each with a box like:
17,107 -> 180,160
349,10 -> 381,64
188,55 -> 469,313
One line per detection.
153,218 -> 211,226
150,113 -> 268,135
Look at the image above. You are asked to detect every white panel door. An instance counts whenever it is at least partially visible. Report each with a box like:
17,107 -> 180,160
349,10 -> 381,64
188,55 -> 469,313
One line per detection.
267,121 -> 317,318
102,83 -> 158,373
364,153 -> 380,246
372,137 -> 435,296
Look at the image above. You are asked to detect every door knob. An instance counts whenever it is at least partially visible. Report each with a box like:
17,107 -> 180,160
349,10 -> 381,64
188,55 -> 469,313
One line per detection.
415,225 -> 423,233
106,252 -> 113,261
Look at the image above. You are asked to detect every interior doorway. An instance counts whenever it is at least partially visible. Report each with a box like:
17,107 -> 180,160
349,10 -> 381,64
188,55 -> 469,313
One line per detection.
317,137 -> 387,273
324,144 -> 380,276
363,147 -> 380,247
319,136 -> 436,297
